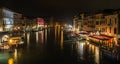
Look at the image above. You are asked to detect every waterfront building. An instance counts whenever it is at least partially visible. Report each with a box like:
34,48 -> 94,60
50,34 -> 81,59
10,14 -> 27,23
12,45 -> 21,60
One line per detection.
0,7 -> 14,31
94,13 -> 106,34
73,10 -> 120,45
13,12 -> 23,31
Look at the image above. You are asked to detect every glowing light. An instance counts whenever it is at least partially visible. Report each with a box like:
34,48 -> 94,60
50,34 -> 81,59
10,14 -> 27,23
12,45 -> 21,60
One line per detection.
3,45 -> 9,49
27,33 -> 30,47
68,24 -> 72,28
37,18 -> 44,25
55,26 -> 57,40
60,30 -> 63,49
36,32 -> 38,43
10,39 -> 13,42
8,58 -> 14,64
96,31 -> 100,35
14,49 -> 17,61
95,47 -> 99,64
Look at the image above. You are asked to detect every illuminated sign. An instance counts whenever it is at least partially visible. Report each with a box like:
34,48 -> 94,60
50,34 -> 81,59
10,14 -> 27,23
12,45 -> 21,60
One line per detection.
37,18 -> 44,25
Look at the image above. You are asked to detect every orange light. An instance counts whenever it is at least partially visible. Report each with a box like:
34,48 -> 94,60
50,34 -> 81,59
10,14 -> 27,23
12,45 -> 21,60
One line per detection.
8,58 -> 14,64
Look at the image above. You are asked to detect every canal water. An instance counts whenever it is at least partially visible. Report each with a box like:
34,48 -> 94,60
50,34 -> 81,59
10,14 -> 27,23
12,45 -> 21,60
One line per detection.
0,27 -> 120,64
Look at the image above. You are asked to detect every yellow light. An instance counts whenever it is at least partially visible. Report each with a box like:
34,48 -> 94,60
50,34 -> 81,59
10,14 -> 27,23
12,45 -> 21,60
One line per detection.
8,58 -> 14,64
10,39 -> 13,42
4,45 -> 9,49
14,49 -> 17,61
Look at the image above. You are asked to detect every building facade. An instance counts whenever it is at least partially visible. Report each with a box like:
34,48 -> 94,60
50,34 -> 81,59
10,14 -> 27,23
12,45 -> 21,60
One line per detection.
13,12 -> 23,31
0,8 -> 14,31
73,10 -> 120,45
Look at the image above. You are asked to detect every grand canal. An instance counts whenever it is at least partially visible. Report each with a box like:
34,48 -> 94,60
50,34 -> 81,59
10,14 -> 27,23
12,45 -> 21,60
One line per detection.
0,27 -> 120,64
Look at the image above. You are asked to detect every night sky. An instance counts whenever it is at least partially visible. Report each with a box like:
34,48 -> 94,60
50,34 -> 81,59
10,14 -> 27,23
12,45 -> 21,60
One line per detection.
1,0 -> 120,22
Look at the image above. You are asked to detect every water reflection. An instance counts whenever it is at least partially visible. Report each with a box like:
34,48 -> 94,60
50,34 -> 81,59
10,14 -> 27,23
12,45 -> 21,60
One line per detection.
8,58 -> 14,64
38,31 -> 44,44
44,29 -> 47,43
77,41 -> 83,60
76,41 -> 100,64
60,30 -> 64,49
0,27 -> 119,64
95,46 -> 99,64
55,26 -> 57,41
13,49 -> 17,62
57,25 -> 60,39
27,33 -> 30,47
36,32 -> 38,43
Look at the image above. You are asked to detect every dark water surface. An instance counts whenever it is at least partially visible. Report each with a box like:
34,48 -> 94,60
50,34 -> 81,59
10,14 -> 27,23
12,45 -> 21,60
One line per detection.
0,27 -> 119,64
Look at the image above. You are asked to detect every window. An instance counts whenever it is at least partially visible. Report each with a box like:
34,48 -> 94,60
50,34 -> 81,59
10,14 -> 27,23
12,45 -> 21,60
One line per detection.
114,18 -> 117,24
110,27 -> 111,33
3,18 -> 13,25
114,28 -> 117,34
96,21 -> 99,25
110,19 -> 112,24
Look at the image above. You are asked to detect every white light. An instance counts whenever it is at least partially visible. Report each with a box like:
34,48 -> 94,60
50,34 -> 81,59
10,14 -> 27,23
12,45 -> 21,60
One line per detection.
68,24 -> 72,28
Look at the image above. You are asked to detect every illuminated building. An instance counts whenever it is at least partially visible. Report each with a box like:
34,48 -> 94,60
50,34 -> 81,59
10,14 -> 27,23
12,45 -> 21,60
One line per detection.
22,17 -> 32,31
0,7 -> 33,32
85,15 -> 95,31
73,13 -> 95,32
104,14 -> 118,36
37,18 -> 45,31
0,7 -> 14,31
73,10 -> 120,45
104,13 -> 120,44
13,12 -> 23,31
73,16 -> 79,31
94,13 -> 106,34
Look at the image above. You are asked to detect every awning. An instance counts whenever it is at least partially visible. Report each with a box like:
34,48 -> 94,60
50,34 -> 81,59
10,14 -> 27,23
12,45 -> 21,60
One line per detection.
90,35 -> 114,40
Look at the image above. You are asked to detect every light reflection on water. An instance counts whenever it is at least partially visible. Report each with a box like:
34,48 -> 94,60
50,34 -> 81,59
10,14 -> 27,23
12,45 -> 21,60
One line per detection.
27,33 -> 30,48
38,31 -> 44,44
0,27 -> 119,64
60,29 -> 64,49
95,46 -> 99,64
36,32 -> 38,43
76,40 -> 100,64
0,49 -> 19,64
8,49 -> 18,64
45,28 -> 47,43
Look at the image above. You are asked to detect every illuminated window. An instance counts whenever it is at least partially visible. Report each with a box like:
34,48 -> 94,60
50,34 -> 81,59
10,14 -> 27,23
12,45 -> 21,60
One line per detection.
3,18 -> 13,25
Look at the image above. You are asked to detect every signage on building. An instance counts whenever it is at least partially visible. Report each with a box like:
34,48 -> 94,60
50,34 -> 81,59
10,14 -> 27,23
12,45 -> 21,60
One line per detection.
37,18 -> 44,25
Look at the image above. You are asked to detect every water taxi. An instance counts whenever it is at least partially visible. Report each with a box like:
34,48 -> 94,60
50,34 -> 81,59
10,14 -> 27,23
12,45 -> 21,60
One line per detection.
7,37 -> 24,47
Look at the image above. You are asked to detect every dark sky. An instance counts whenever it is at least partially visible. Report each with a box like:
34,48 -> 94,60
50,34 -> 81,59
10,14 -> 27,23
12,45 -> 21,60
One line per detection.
1,0 -> 120,22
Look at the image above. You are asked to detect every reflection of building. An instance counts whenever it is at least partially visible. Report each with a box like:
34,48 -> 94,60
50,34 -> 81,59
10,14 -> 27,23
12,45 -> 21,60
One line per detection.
0,7 -> 14,31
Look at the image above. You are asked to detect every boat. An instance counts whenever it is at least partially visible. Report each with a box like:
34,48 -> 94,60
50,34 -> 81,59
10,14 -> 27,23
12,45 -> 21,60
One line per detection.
7,37 -> 24,47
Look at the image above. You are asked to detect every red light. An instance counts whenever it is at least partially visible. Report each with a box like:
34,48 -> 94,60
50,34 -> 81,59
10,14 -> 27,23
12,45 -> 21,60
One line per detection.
38,18 -> 44,25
